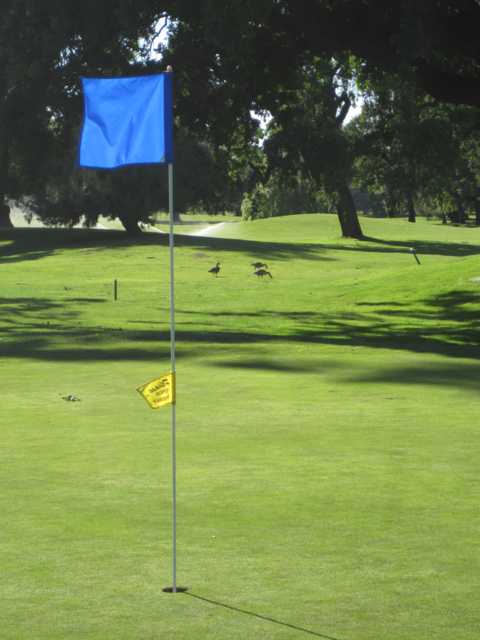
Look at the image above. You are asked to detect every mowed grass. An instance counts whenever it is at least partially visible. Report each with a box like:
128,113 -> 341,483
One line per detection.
1,214 -> 479,640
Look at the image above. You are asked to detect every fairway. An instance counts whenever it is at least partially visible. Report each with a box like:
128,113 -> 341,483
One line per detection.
1,215 -> 479,639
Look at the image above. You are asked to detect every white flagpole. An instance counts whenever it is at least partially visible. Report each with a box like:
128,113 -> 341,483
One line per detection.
163,68 -> 185,596
168,162 -> 177,593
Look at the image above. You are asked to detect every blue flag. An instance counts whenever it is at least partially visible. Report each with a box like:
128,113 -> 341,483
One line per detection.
79,73 -> 173,169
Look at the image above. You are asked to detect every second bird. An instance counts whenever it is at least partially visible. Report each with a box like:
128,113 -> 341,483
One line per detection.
209,262 -> 221,277
254,268 -> 273,279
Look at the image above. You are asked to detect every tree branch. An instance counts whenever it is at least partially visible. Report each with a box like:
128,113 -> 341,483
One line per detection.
416,61 -> 480,107
336,93 -> 351,126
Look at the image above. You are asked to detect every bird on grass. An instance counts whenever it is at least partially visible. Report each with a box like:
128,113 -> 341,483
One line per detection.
208,262 -> 221,276
254,268 -> 273,279
251,261 -> 268,270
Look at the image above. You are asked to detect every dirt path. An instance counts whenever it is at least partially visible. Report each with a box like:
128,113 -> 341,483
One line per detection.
189,222 -> 229,236
9,206 -> 237,237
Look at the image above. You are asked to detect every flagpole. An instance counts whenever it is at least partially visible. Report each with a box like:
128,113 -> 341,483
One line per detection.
168,162 -> 177,593
162,69 -> 185,596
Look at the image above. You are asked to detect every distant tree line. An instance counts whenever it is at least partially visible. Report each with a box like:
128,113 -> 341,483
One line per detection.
0,1 -> 479,236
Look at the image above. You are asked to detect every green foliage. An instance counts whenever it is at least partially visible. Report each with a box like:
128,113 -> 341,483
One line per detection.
264,59 -> 354,189
165,1 -> 480,122
351,73 -> 480,223
26,129 -> 244,232
2,1 -> 480,235
241,173 -> 331,220
240,186 -> 265,221
0,1 -> 163,180
261,57 -> 363,237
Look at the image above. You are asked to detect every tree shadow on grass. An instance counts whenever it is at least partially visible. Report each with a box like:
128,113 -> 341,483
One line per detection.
0,289 -> 478,387
356,301 -> 406,307
2,228 -> 480,267
184,592 -> 343,640
363,235 -> 480,257
0,295 -> 177,362
0,296 -> 68,314
160,289 -> 480,361
0,228 -> 332,264
208,357 -> 342,374
176,231 -> 480,260
344,361 -> 480,392
207,356 -> 480,393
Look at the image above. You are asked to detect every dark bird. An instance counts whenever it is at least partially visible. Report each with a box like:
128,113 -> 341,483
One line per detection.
209,262 -> 221,276
251,262 -> 268,269
254,268 -> 273,279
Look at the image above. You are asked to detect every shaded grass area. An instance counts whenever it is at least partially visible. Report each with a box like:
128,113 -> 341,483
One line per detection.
0,286 -> 479,364
1,215 -> 480,639
3,218 -> 480,265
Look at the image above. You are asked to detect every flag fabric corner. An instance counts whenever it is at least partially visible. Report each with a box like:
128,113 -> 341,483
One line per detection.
137,372 -> 176,409
79,72 -> 173,169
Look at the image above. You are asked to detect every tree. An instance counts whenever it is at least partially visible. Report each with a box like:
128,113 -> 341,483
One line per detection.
161,1 -> 479,233
0,0 -> 163,228
29,128 -> 243,232
2,3 -> 252,232
164,1 -> 480,110
351,74 -> 462,222
445,106 -> 480,224
4,1 -> 480,230
263,58 -> 363,237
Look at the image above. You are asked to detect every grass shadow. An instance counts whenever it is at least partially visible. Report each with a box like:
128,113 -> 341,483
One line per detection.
0,228 -> 333,264
1,284 -> 479,385
184,592 -> 343,640
363,235 -> 480,257
345,361 -> 480,391
3,227 -> 480,268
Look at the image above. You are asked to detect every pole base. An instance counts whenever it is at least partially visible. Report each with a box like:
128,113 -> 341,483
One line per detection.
162,586 -> 188,593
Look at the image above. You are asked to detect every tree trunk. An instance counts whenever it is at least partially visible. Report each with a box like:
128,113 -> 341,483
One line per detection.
452,191 -> 467,224
336,183 -> 363,239
474,198 -> 480,226
406,193 -> 416,223
0,202 -> 12,228
0,112 -> 13,228
119,215 -> 142,235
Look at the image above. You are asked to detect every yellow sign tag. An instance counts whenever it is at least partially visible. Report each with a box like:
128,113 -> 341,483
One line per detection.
137,373 -> 175,409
